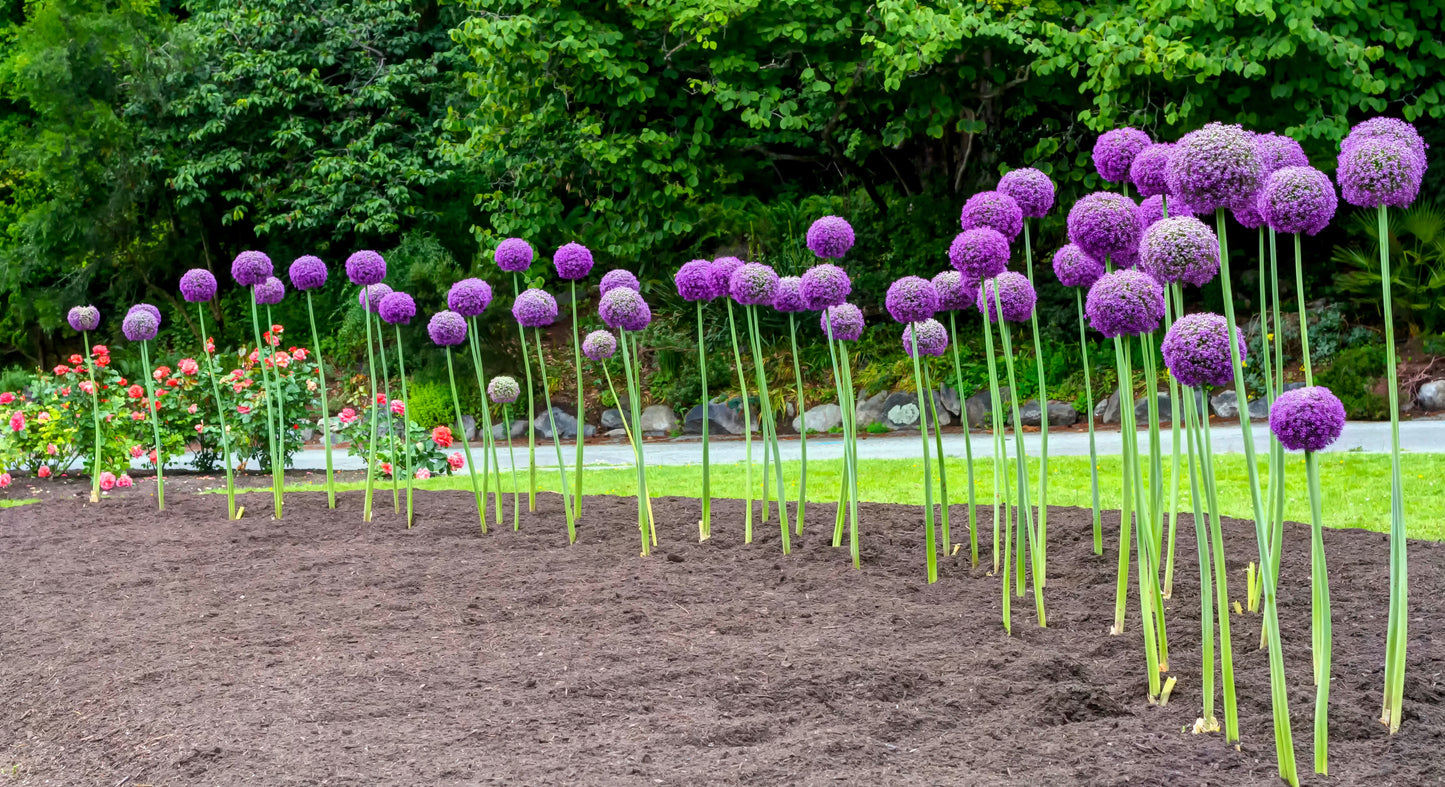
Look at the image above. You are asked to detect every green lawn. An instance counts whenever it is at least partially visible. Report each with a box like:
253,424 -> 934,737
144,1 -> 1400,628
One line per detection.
267,452 -> 1445,540
0,498 -> 38,509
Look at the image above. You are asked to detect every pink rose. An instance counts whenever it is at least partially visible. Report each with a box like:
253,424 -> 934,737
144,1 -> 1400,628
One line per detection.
38,466 -> 52,478
99,471 -> 116,491
447,452 -> 464,471
9,411 -> 24,432
415,468 -> 431,480
390,400 -> 405,416
116,474 -> 134,488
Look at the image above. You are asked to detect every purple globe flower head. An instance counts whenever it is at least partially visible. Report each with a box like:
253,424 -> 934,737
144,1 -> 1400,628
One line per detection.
806,216 -> 855,259
128,303 -> 161,325
254,276 -> 285,306
598,287 -> 652,332
1067,192 -> 1142,264
582,329 -> 618,361
379,291 -> 417,325
1343,117 -> 1429,174
997,168 -> 1056,218
675,259 -> 720,302
1167,122 -> 1263,213
711,256 -> 744,297
729,262 -> 779,306
448,278 -> 493,317
344,250 -> 386,286
494,238 -> 534,273
1161,312 -> 1245,389
885,276 -> 939,324
1137,193 -> 1201,231
1259,166 -> 1337,236
1085,270 -> 1166,337
288,255 -> 328,291
1270,386 -> 1347,452
121,309 -> 158,342
231,250 -> 273,287
1093,127 -> 1152,183
1129,143 -> 1175,197
948,228 -> 1010,283
1139,216 -> 1220,287
488,375 -> 521,404
358,283 -> 393,313
427,310 -> 467,346
903,318 -> 949,357
800,263 -> 851,310
1337,137 -> 1424,209
67,305 -> 100,333
180,268 -> 218,303
1254,131 -> 1309,174
960,190 -> 1024,241
553,242 -> 595,280
773,276 -> 807,313
513,288 -> 559,328
1052,244 -> 1106,289
820,303 -> 864,342
599,269 -> 641,295
977,271 -> 1037,323
1231,193 -> 1268,229
932,270 -> 972,311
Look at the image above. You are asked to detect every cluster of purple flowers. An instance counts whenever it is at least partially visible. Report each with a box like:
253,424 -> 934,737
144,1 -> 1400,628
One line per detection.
1167,123 -> 1262,214
885,276 -> 939,324
931,270 -> 971,311
254,277 -> 285,306
582,329 -> 618,361
959,190 -> 1024,241
488,375 -> 521,404
1129,143 -> 1175,197
1085,270 -> 1165,337
675,259 -> 720,302
600,269 -> 640,295
1259,166 -> 1337,235
1270,386 -> 1347,452
513,288 -> 559,328
948,228 -> 1010,283
179,269 -> 218,303
427,310 -> 467,346
494,238 -> 534,273
1138,216 -> 1220,287
553,243 -> 594,280
1067,192 -> 1141,264
799,264 -> 851,310
1161,313 -> 1245,389
1093,127 -> 1152,183
599,287 -> 652,332
977,272 -> 1037,324
122,308 -> 158,342
345,250 -> 386,286
806,216 -> 855,259
903,318 -> 949,357
359,283 -> 392,312
997,168 -> 1055,218
379,292 -> 416,325
821,303 -> 865,342
1052,244 -> 1105,289
448,278 -> 493,317
729,263 -> 780,306
1337,122 -> 1426,209
232,250 -> 274,287
288,256 -> 328,291
68,305 -> 100,333
773,276 -> 807,313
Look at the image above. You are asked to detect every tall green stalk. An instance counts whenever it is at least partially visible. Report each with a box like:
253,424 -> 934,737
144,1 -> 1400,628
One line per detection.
250,290 -> 283,520
601,361 -> 655,538
1138,332 -> 1171,670
618,331 -> 651,553
1109,333 -> 1135,636
696,302 -> 712,539
725,299 -> 754,541
922,362 -> 951,557
1162,301 -> 1185,598
823,318 -> 852,554
394,325 -> 415,528
839,343 -> 860,565
747,306 -> 790,551
1294,233 -> 1314,386
980,310 -> 1011,630
1306,451 -> 1333,773
138,340 -> 165,511
1189,382 -> 1239,741
81,331 -> 103,504
197,306 -> 237,518
373,311 -> 399,513
1074,292 -> 1102,553
788,312 -> 808,535
1022,220 -> 1049,582
503,402 -> 520,531
466,317 -> 502,525
1120,338 -> 1162,700
267,305 -> 288,510
533,328 -> 576,541
946,312 -> 979,566
1379,204 -> 1409,733
445,348 -> 485,532
908,322 -> 938,584
513,275 -> 537,512
303,292 -> 335,508
998,317 -> 1045,627
1183,382 -> 1217,730
570,280 -> 585,518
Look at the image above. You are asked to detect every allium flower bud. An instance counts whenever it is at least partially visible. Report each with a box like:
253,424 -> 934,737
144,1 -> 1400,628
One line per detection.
488,375 -> 521,404
598,287 -> 652,332
903,318 -> 948,357
582,329 -> 618,360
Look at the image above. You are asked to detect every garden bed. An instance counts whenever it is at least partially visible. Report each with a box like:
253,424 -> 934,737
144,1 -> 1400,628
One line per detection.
2,486 -> 1443,785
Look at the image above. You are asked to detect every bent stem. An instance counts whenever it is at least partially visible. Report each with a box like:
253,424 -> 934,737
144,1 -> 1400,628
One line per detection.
82,330 -> 103,504
999,319 -> 1044,627
908,323 -> 938,584
1075,291 -> 1102,553
445,349 -> 485,532
788,312 -> 807,535
533,327 -> 576,542
196,308 -> 236,518
1379,203 -> 1408,733
980,309 -> 1011,631
946,312 -> 979,567
139,340 -> 165,511
747,305 -> 790,552
513,275 -> 537,512
251,290 -> 284,519
465,317 -> 500,525
304,292 -> 335,508
1023,220 -> 1049,583
725,299 -> 753,541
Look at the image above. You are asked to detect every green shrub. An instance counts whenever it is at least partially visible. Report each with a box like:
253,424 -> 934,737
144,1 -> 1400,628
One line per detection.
405,381 -> 455,430
1317,343 -> 1388,420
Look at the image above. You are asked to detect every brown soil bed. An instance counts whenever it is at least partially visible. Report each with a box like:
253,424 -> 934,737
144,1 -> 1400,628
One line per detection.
2,483 -> 1443,785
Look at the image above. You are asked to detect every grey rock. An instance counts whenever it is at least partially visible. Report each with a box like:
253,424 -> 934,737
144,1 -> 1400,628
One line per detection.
492,419 -> 527,440
940,386 -> 962,417
854,390 -> 891,430
583,424 -> 597,438
930,397 -> 953,427
299,428 -> 316,444
1014,399 -> 1080,428
1013,399 -> 1042,426
883,392 -> 922,430
684,402 -> 755,435
1419,379 -> 1445,411
966,386 -> 1012,428
605,428 -> 629,438
1152,389 -> 1208,423
1095,387 -> 1123,425
1210,390 -> 1268,420
640,404 -> 678,436
1282,381 -> 1308,393
534,406 -> 581,439
461,415 -> 477,442
1248,396 -> 1269,420
793,403 -> 843,434
1133,392 -> 1170,424
600,408 -> 627,429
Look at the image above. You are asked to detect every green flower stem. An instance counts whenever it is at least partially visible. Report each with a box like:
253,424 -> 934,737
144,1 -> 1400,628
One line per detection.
373,311 -> 400,513
631,333 -> 654,537
394,326 -> 415,528
908,322 -> 938,585
1183,384 -> 1217,729
1189,382 -> 1239,741
1074,292 -> 1102,554
1307,450 -> 1333,773
570,281 -> 585,519
747,306 -> 790,552
980,309 -> 1010,629
788,313 -> 807,536
1109,334 -> 1135,636
533,327 -> 576,542
250,289 -> 284,520
139,340 -> 165,511
1162,300 -> 1184,598
1120,337 -> 1162,700
946,312 -> 979,567
465,318 -> 501,525
1023,220 -> 1049,584
824,319 -> 848,550
304,292 -> 335,509
922,360 -> 951,556
1294,234 -> 1314,385
697,302 -> 712,539
197,306 -> 237,519
1139,332 -> 1172,670
445,348 -> 485,532
603,350 -> 656,544
839,342 -> 860,567
503,403 -> 520,531
725,299 -> 753,542
999,318 -> 1045,627
1216,207 -> 1298,785
1261,228 -> 1290,650
1379,203 -> 1409,733
268,305 -> 288,508
618,330 -> 651,554
82,330 -> 103,504
513,275 -> 537,512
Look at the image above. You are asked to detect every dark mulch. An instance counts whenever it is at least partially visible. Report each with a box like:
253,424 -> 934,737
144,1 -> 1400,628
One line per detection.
2,480 -> 1442,786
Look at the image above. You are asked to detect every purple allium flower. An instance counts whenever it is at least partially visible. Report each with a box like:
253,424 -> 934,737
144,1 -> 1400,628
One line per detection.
729,262 -> 780,306
1137,194 -> 1201,231
675,259 -> 720,302
800,263 -> 851,310
254,276 -> 285,306
1052,244 -> 1106,289
948,228 -> 1010,283
773,276 -> 807,313
1094,127 -> 1153,183
129,303 -> 161,324
358,283 -> 393,313
379,291 -> 416,325
711,256 -> 744,297
495,238 -> 534,273
1130,143 -> 1175,197
1231,196 -> 1268,229
122,309 -> 158,342
806,216 -> 855,259
179,269 -> 218,303
1259,166 -> 1337,236
1254,132 -> 1310,174
582,329 -> 618,361
1337,137 -> 1424,209
599,269 -> 640,295
288,255 -> 328,291
1139,216 -> 1220,287
903,318 -> 949,357
447,278 -> 493,317
1270,386 -> 1347,452
1342,117 -> 1429,174
1167,122 -> 1263,213
1161,312 -> 1245,389
932,270 -> 971,311
977,271 -> 1037,323
231,250 -> 273,287
820,303 -> 864,342
427,310 -> 467,346
488,375 -> 521,404
1067,192 -> 1142,264
598,287 -> 652,332
885,276 -> 939,324
344,250 -> 386,286
553,242 -> 594,280
997,168 -> 1056,218
67,305 -> 100,333
513,288 -> 559,328
1085,270 -> 1166,337
960,190 -> 1024,241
